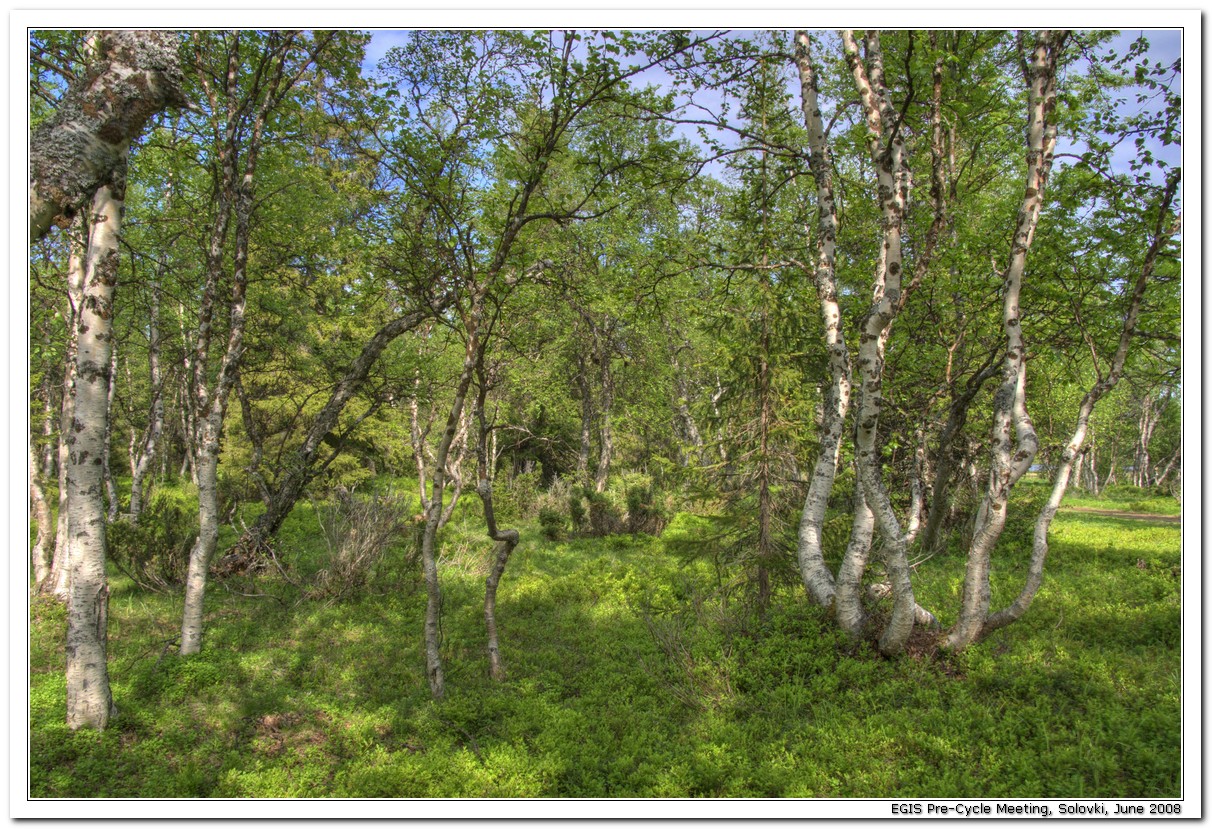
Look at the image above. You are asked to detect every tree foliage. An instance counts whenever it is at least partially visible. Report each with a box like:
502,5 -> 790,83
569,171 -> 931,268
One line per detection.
28,27 -> 1182,722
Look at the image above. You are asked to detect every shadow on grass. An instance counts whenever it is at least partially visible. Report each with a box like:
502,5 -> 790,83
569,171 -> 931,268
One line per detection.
29,519 -> 1182,799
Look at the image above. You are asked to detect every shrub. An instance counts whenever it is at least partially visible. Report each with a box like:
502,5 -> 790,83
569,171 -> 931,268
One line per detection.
107,490 -> 196,591
584,488 -> 623,537
308,487 -> 415,601
568,492 -> 587,535
495,471 -> 542,522
538,507 -> 566,541
625,481 -> 666,536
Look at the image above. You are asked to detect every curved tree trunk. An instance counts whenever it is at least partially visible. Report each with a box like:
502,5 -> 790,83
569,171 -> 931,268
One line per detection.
30,30 -> 184,242
411,377 -> 470,533
945,30 -> 1065,651
236,306 -> 440,550
472,359 -> 520,681
834,487 -> 874,636
793,30 -> 849,610
841,29 -> 918,655
420,324 -> 482,699
1154,447 -> 1180,488
984,171 -> 1177,634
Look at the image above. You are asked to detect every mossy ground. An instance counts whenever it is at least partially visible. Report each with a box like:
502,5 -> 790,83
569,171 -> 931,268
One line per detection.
28,484 -> 1182,798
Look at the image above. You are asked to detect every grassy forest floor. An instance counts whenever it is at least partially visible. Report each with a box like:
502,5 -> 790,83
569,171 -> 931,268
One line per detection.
28,482 -> 1182,798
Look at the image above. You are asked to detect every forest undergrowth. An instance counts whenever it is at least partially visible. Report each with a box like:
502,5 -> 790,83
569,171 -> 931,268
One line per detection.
28,482 -> 1181,798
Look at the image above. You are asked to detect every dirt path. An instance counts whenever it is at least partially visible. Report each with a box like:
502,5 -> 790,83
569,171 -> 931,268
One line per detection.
1063,506 -> 1181,525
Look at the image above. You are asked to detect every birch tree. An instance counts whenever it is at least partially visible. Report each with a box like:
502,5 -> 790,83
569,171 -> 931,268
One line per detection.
30,30 -> 184,241
944,30 -> 1068,651
179,31 -> 345,655
986,171 -> 1179,632
28,30 -> 184,729
368,29 -> 699,696
48,222 -> 87,599
63,167 -> 125,729
786,30 -> 949,649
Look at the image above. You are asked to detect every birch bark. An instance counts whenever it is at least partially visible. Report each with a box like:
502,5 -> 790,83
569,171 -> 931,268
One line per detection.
944,30 -> 1066,651
30,434 -> 55,587
103,343 -> 120,520
65,173 -> 124,730
984,172 -> 1178,633
180,32 -> 322,653
30,31 -> 183,241
575,353 -> 594,482
841,29 -> 918,655
128,214 -> 168,520
50,219 -> 87,599
792,30 -> 849,610
419,316 -> 482,699
594,347 -> 616,494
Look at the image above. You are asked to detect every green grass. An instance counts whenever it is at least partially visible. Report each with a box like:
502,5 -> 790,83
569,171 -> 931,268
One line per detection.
1060,483 -> 1182,516
28,485 -> 1182,798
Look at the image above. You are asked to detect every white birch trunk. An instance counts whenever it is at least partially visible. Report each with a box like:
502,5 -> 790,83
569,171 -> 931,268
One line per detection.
1134,394 -> 1158,487
103,342 -> 120,520
904,428 -> 928,546
42,391 -> 57,477
179,189 -> 251,655
984,171 -> 1177,633
575,352 -> 593,482
834,487 -> 874,636
594,355 -> 615,494
411,377 -> 468,532
128,223 -> 167,520
180,426 -> 220,655
180,32 -> 300,653
30,31 -> 183,241
65,177 -> 124,730
420,322 -> 482,699
1154,448 -> 1180,488
51,220 -> 87,600
841,30 -> 917,655
944,31 -> 1065,651
472,362 -> 520,681
793,30 -> 850,609
30,434 -> 55,587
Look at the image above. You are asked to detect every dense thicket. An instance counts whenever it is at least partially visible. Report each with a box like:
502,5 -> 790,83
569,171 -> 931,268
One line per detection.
29,28 -> 1181,727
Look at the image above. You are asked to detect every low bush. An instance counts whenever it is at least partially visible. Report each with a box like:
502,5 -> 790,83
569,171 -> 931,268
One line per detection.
494,471 -> 542,522
584,488 -> 623,537
107,489 -> 196,591
624,477 -> 666,536
308,487 -> 415,601
32,480 -> 1182,799
538,507 -> 565,541
568,492 -> 587,535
